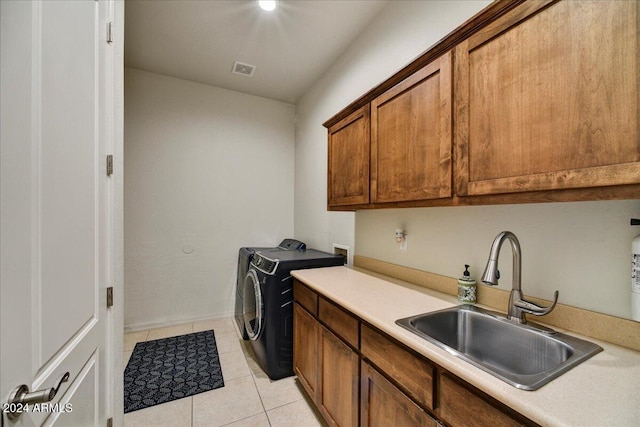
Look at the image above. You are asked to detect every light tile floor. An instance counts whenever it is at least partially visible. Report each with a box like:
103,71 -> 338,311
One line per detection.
123,317 -> 326,427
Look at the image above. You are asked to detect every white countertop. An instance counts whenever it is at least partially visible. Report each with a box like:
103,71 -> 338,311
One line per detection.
291,266 -> 640,427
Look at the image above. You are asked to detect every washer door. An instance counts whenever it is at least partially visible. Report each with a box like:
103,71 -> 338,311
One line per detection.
243,269 -> 263,341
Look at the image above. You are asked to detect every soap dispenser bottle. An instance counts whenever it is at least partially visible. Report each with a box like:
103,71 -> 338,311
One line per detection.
458,264 -> 477,304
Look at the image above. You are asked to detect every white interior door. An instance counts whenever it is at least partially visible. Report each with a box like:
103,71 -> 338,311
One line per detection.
1,1 -> 115,425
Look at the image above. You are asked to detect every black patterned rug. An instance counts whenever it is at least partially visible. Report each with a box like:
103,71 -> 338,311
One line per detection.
124,330 -> 224,413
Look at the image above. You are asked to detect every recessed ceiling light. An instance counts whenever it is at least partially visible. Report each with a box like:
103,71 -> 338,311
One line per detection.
258,0 -> 276,12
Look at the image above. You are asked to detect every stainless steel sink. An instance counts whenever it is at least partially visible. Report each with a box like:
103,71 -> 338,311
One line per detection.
396,305 -> 602,390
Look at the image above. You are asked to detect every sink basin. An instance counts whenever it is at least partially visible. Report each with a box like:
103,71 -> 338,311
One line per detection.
396,305 -> 602,390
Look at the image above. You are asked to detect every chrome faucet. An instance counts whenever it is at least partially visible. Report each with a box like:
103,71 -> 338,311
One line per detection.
481,231 -> 559,324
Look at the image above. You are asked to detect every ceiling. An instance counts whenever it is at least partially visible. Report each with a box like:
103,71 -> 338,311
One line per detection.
125,0 -> 390,104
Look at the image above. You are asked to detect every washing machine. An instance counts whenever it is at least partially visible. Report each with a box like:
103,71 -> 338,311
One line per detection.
243,247 -> 344,380
234,239 -> 306,339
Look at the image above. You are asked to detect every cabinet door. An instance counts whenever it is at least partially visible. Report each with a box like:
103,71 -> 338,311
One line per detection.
293,303 -> 319,400
371,51 -> 452,203
328,105 -> 370,207
361,361 -> 438,427
455,0 -> 640,196
319,326 -> 359,427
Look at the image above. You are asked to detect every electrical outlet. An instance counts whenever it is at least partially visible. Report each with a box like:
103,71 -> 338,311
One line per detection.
399,235 -> 408,251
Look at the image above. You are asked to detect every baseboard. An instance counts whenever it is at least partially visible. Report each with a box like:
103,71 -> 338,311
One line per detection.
124,311 -> 234,333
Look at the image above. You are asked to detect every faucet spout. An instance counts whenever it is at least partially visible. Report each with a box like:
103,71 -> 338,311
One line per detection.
481,231 -> 521,289
481,231 -> 558,324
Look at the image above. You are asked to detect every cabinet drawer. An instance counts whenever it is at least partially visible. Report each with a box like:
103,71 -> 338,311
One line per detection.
440,374 -> 527,427
319,297 -> 359,348
361,324 -> 434,411
294,280 -> 318,316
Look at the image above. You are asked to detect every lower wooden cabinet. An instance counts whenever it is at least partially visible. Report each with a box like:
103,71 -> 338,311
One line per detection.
361,361 -> 438,427
454,0 -> 640,197
293,280 -> 536,427
293,303 -> 319,400
319,326 -> 359,427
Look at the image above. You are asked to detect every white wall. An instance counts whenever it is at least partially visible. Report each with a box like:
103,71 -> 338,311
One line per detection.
124,68 -> 295,330
357,201 -> 640,319
294,1 -> 640,319
294,1 -> 491,259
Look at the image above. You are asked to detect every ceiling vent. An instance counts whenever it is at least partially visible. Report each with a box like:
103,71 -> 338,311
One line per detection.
232,61 -> 256,77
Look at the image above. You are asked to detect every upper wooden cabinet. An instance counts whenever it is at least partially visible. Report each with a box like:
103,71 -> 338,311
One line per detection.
325,0 -> 640,210
328,106 -> 370,207
454,0 -> 640,196
327,52 -> 453,208
371,51 -> 452,203
361,361 -> 438,427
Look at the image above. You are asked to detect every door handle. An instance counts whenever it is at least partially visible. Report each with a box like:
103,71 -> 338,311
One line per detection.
5,371 -> 69,421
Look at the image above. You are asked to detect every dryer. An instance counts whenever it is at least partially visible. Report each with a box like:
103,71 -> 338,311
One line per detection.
243,248 -> 343,380
234,239 -> 306,339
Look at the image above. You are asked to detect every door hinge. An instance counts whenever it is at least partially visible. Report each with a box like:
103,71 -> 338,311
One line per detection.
107,22 -> 114,43
106,418 -> 113,427
106,155 -> 113,176
106,287 -> 113,308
